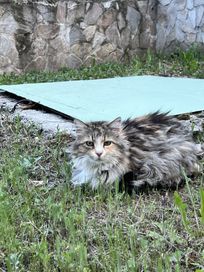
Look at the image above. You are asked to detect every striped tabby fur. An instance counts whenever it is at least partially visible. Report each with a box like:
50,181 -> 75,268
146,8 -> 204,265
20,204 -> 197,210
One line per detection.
70,112 -> 203,191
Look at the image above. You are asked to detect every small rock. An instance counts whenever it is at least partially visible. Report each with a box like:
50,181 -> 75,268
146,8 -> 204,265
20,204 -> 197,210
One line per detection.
186,32 -> 197,43
67,1 -> 78,11
140,32 -> 151,49
187,0 -> 194,10
175,25 -> 185,42
177,9 -> 188,22
94,43 -> 116,59
158,0 -> 172,6
86,2 -> 91,12
37,4 -> 55,23
80,22 -> 87,30
0,14 -> 18,34
126,6 -> 141,34
25,56 -> 46,72
107,48 -> 123,62
137,1 -> 148,14
66,54 -> 82,69
196,5 -> 204,26
120,28 -> 131,49
156,27 -> 167,50
175,0 -> 186,11
71,43 -> 92,59
92,31 -> 106,48
36,24 -> 59,40
0,35 -> 16,56
117,12 -> 126,30
130,34 -> 140,50
32,37 -> 47,55
56,1 -> 66,23
0,56 -> 11,68
98,9 -> 117,30
102,0 -> 114,9
188,9 -> 197,28
66,3 -> 84,26
84,3 -> 103,25
197,32 -> 204,42
194,0 -> 204,6
83,25 -> 97,42
105,22 -> 120,47
167,5 -> 177,27
69,26 -> 85,46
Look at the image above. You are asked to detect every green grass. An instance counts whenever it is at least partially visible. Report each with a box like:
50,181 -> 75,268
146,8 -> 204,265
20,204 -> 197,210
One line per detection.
0,110 -> 204,271
0,50 -> 204,271
0,48 -> 204,85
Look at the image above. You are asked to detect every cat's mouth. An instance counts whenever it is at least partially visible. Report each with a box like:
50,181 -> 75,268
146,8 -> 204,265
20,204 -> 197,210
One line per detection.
90,156 -> 107,166
90,156 -> 103,162
95,158 -> 103,163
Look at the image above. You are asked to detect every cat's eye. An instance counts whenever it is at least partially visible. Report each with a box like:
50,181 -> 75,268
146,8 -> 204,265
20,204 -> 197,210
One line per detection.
85,141 -> 94,147
104,141 -> 112,146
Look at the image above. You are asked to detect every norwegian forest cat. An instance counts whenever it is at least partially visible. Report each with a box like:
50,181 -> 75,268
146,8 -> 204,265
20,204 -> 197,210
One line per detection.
70,112 -> 203,192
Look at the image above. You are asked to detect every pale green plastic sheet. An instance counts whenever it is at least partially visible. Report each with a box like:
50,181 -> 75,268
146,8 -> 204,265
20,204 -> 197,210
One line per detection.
1,76 -> 204,122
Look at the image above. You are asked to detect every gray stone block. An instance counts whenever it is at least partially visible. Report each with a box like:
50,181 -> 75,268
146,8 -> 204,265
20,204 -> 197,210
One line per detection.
69,26 -> 85,46
187,0 -> 194,10
83,25 -> 97,42
196,5 -> 204,26
117,12 -> 126,30
194,0 -> 204,6
84,3 -> 103,25
105,22 -> 120,47
92,31 -> 106,48
189,8 -> 197,28
158,0 -> 172,6
126,6 -> 141,34
66,54 -> 82,69
98,8 -> 117,30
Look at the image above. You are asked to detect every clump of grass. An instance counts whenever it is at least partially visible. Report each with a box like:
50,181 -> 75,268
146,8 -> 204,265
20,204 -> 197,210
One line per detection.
0,48 -> 203,85
0,110 -> 204,271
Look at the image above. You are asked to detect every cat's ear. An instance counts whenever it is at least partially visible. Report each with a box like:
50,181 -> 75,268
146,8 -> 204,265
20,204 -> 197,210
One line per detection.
108,117 -> 122,131
74,118 -> 88,132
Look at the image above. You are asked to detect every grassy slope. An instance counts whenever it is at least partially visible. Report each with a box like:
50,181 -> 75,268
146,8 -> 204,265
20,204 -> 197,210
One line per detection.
0,51 -> 204,271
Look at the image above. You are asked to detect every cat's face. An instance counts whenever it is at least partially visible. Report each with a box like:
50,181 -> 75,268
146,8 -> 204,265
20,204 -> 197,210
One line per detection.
72,118 -> 129,165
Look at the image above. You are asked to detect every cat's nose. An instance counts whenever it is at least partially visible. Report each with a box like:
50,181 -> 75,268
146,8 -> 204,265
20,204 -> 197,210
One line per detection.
96,152 -> 103,158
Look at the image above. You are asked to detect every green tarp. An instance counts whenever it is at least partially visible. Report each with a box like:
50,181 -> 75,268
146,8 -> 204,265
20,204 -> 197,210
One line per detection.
1,76 -> 204,121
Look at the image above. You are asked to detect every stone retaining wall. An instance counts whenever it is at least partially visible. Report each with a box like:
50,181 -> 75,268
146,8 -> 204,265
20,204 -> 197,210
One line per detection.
0,0 -> 204,74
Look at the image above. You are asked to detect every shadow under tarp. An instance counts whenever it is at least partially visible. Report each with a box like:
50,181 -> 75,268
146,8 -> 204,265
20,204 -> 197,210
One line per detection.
0,76 -> 204,122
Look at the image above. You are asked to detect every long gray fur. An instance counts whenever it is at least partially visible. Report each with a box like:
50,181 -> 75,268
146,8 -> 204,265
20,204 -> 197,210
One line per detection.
70,112 -> 203,191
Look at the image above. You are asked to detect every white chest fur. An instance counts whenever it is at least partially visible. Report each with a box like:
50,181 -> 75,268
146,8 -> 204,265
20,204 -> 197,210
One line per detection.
71,156 -> 123,188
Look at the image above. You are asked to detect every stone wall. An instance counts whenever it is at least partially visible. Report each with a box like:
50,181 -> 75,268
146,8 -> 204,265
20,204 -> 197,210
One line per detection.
0,0 -> 204,74
157,0 -> 204,51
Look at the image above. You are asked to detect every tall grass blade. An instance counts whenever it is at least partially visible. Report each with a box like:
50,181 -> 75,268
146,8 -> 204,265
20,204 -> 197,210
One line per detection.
200,188 -> 204,224
182,169 -> 200,229
174,192 -> 190,232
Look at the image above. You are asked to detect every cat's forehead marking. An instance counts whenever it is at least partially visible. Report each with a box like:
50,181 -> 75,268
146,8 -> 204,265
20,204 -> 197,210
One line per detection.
76,121 -> 119,141
92,128 -> 105,139
88,123 -> 108,139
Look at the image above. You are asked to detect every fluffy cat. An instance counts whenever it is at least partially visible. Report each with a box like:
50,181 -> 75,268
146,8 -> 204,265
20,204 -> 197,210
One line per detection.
70,112 -> 203,191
